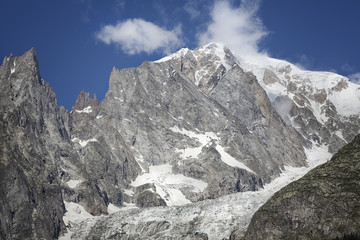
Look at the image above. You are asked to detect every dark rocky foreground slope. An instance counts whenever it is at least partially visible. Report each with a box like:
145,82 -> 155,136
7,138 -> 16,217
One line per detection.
238,134 -> 360,240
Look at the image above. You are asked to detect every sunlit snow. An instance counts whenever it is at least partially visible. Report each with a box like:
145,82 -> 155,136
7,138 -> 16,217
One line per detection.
130,163 -> 208,206
71,137 -> 98,147
75,106 -> 92,113
170,126 -> 255,173
66,179 -> 82,189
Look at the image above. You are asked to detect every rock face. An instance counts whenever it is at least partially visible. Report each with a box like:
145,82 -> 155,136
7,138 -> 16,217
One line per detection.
68,43 -> 307,209
0,49 -> 116,239
0,49 -> 67,239
240,134 -> 360,240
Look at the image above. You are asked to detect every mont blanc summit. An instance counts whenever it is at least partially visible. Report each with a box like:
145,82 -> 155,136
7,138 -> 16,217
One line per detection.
1,43 -> 359,239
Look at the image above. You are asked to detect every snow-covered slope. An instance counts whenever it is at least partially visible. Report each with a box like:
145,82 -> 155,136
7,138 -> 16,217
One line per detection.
241,54 -> 360,153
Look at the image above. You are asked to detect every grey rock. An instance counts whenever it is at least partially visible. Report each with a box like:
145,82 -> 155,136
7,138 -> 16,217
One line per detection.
0,49 -> 66,239
134,183 -> 166,207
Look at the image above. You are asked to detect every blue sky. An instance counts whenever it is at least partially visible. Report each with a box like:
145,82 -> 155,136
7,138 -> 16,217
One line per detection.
1,0 -> 360,110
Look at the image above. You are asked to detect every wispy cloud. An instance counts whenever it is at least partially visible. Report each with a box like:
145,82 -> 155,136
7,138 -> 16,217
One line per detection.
96,19 -> 183,55
341,63 -> 354,73
294,54 -> 314,70
197,0 -> 267,60
184,0 -> 201,19
348,72 -> 360,84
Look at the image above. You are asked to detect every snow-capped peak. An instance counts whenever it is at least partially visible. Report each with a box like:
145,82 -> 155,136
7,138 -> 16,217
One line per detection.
155,42 -> 238,93
155,42 -> 360,151
155,47 -> 190,63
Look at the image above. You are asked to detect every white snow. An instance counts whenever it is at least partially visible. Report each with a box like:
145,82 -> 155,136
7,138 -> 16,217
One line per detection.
170,126 -> 217,159
66,179 -> 82,189
59,201 -> 96,240
309,100 -> 328,124
328,81 -> 360,117
124,189 -> 135,196
130,163 -> 208,206
71,137 -> 98,147
237,53 -> 360,120
107,203 -> 122,214
170,126 -> 255,173
215,145 -> 255,174
96,115 -> 103,119
10,68 -> 15,74
75,106 -> 92,113
155,48 -> 190,63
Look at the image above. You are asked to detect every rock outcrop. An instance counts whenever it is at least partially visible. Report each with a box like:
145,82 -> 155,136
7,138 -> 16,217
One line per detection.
0,49 -> 67,239
240,134 -> 360,240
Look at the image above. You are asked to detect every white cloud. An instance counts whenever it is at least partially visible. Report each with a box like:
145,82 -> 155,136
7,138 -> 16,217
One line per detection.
348,72 -> 360,84
197,0 -> 267,60
96,18 -> 183,55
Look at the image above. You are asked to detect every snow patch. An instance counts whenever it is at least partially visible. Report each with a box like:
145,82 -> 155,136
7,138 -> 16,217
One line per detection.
10,68 -> 15,74
170,126 -> 254,173
59,201 -> 96,240
72,137 -> 98,147
170,126 -> 217,159
67,179 -> 82,189
96,115 -> 103,119
107,203 -> 122,214
124,189 -> 135,196
130,163 -> 207,206
215,145 -> 255,174
75,106 -> 92,113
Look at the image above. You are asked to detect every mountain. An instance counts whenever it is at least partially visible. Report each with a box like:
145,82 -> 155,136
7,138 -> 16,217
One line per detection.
0,43 -> 359,239
240,134 -> 360,240
68,42 -> 307,211
238,54 -> 360,154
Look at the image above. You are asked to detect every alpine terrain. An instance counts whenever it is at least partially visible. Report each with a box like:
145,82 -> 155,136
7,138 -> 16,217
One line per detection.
0,43 -> 359,239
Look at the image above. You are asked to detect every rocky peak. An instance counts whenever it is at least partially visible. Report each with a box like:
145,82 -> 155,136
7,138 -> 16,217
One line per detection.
72,91 -> 98,112
0,48 -> 67,239
156,42 -> 238,94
